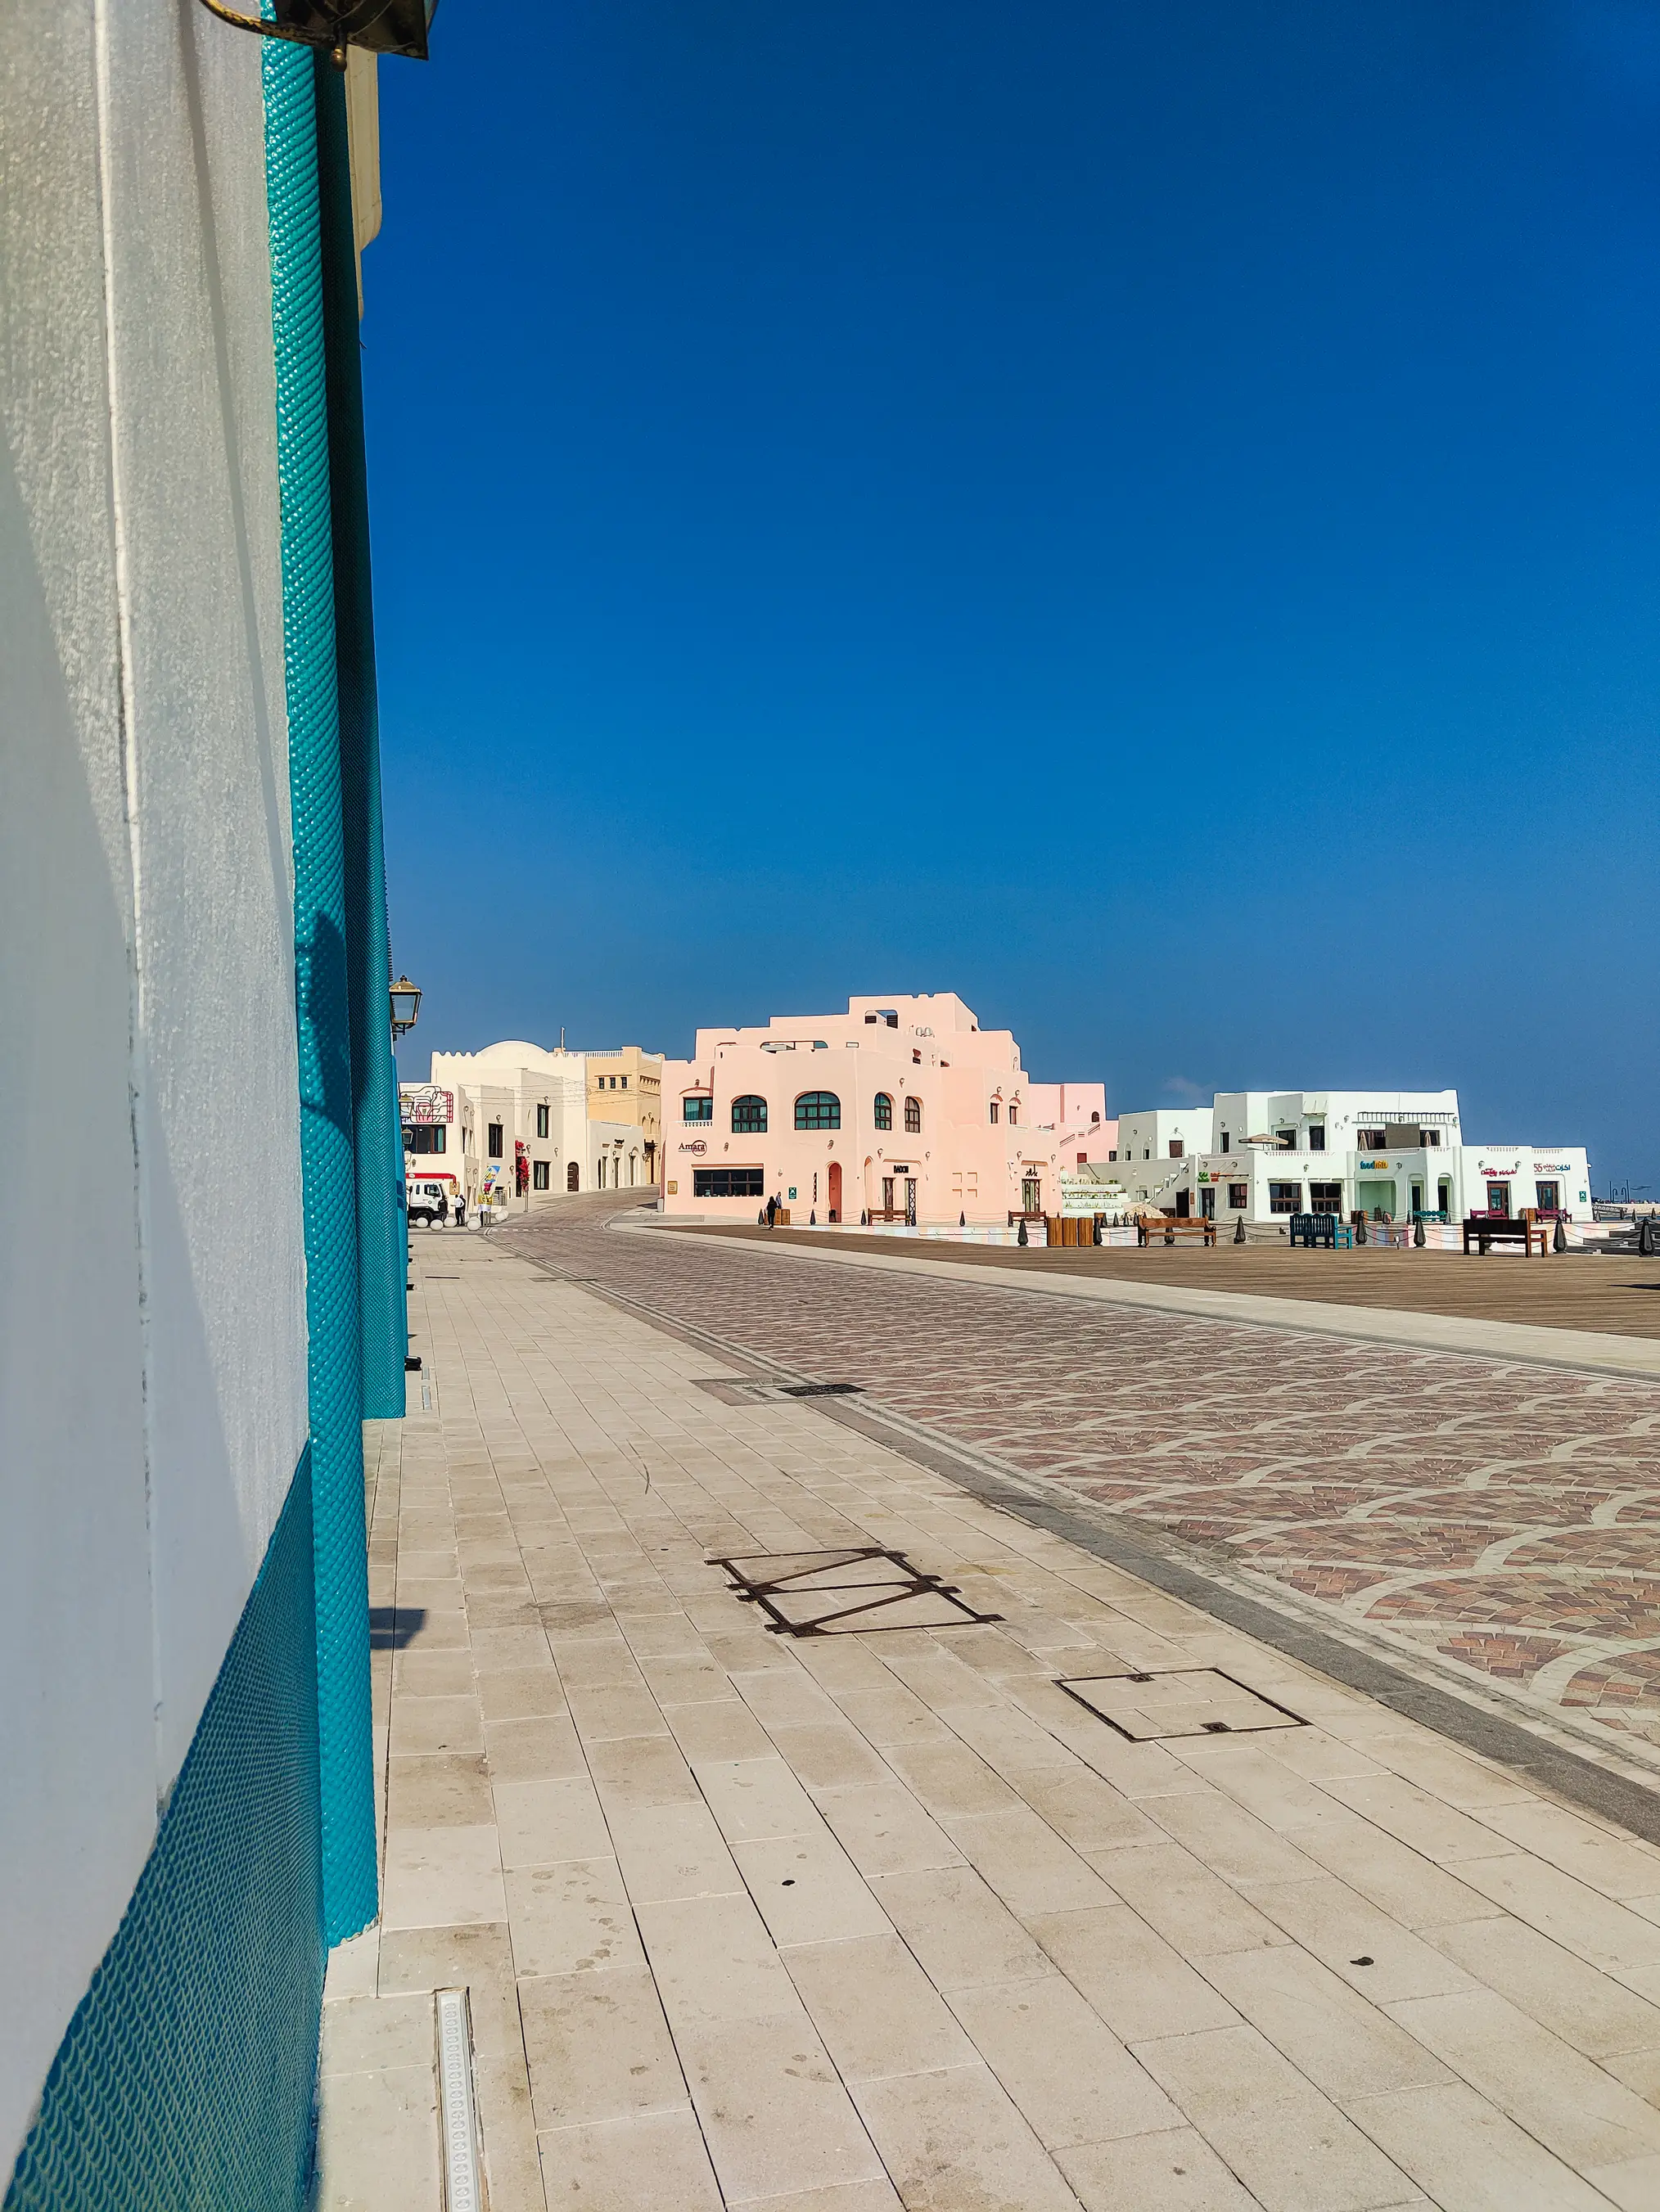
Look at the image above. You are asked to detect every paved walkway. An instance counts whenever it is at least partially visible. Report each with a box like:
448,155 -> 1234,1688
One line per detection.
318,1225 -> 1660,2210
506,1211 -> 1660,1764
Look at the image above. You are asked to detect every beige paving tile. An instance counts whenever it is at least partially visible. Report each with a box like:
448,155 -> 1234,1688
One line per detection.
607,1798 -> 744,1903
1144,1786 -> 1324,1886
1288,1805 -> 1508,1930
392,1647 -> 477,1696
1054,2124 -> 1261,2210
386,1750 -> 494,1830
319,1990 -> 435,2076
470,2043 -> 545,2212
785,1932 -> 979,2081
583,1731 -> 702,1810
485,1713 -> 588,1782
879,1737 -> 1021,1819
388,1692 -> 485,1758
1473,1799 -> 1660,1902
494,1774 -> 612,1867
564,1682 -> 671,1741
731,2182 -> 904,2212
677,2010 -> 886,2204
1384,1985 -> 1660,2169
1428,1912 -> 1660,2059
664,1696 -> 778,1763
946,1972 -> 1181,2147
850,2058 -> 1083,2212
732,1828 -> 893,1947
381,1822 -> 507,1930
1356,1729 -> 1534,1810
536,2107 -> 723,2211
696,1755 -> 821,1841
810,1782 -> 963,1881
635,1890 -> 799,2025
832,1685 -> 954,1749
504,1856 -> 643,1978
1242,1875 -> 1479,2004
1134,2022 -> 1416,2211
1204,1944 -> 1453,2102
1008,1761 -> 1165,1852
1346,2080 -> 1617,2210
313,2061 -> 440,2212
1089,1838 -> 1288,1959
1027,1902 -> 1238,2043
943,1804 -> 1118,1918
323,1926 -> 380,2002
871,1863 -> 1055,1990
477,1665 -> 568,1722
765,1722 -> 893,1791
1453,1849 -> 1660,1975
519,1966 -> 685,2129
1320,1771 -> 1520,1866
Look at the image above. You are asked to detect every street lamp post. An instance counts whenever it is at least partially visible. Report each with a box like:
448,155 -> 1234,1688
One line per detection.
390,975 -> 422,1038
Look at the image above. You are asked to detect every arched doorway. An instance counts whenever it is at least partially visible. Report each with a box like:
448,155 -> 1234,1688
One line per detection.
828,1161 -> 841,1222
566,1160 -> 580,1192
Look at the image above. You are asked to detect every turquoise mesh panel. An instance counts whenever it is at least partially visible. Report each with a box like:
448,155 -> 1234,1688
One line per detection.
4,1458 -> 324,2212
264,39 -> 378,1944
314,60 -> 409,1420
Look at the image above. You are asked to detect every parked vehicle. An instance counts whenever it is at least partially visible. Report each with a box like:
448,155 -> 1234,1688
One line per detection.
408,1177 -> 453,1229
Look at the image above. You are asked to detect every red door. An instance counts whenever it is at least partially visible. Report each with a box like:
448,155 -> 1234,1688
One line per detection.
828,1161 -> 841,1222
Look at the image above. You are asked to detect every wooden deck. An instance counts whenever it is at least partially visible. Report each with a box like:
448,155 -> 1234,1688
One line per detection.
690,1228 -> 1660,1340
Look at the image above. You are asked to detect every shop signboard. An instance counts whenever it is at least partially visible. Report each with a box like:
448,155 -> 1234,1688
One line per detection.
1059,1172 -> 1128,1218
400,1085 -> 453,1125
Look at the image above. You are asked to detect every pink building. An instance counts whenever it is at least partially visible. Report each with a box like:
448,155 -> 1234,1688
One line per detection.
661,993 -> 1112,1226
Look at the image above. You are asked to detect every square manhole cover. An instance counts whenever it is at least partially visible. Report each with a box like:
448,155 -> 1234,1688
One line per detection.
710,1547 -> 1000,1637
1057,1668 -> 1306,1741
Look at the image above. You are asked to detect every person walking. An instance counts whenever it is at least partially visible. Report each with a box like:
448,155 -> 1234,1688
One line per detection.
765,1193 -> 778,1229
453,1188 -> 467,1230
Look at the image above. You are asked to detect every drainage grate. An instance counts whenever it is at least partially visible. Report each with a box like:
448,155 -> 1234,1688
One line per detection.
1057,1668 -> 1306,1741
780,1381 -> 863,1398
710,1547 -> 1001,1637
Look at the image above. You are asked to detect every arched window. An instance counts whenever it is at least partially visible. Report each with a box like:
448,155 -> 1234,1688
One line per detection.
1008,1102 -> 1019,1127
795,1091 -> 841,1130
1090,1111 -> 1100,1124
904,1096 -> 922,1133
873,1092 -> 892,1130
732,1094 -> 767,1133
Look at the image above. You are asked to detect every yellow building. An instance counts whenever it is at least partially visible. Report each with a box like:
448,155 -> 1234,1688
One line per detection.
584,1046 -> 665,1185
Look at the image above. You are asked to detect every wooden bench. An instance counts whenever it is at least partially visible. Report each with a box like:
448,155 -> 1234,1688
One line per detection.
1137,1217 -> 1217,1246
1464,1214 -> 1550,1257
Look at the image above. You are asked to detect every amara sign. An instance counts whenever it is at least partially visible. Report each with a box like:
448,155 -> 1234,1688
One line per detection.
679,1140 -> 708,1156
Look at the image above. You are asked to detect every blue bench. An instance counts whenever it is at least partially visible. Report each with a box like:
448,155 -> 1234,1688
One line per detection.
1288,1214 -> 1336,1249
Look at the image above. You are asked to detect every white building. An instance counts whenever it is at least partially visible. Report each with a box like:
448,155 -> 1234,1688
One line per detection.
416,1042 -> 645,1212
1108,1089 -> 1591,1227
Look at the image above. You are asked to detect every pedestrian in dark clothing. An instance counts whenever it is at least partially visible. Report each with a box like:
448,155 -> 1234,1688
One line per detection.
765,1194 -> 778,1228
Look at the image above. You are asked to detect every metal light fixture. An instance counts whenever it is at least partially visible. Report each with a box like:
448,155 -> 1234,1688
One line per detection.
390,975 -> 422,1037
196,0 -> 437,67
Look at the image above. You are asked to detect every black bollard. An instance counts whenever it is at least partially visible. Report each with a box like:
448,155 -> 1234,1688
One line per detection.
1414,1218 -> 1425,1248
1554,1219 -> 1568,1253
1234,1216 -> 1246,1245
1017,1218 -> 1028,1246
860,1208 -> 868,1226
960,1211 -> 966,1228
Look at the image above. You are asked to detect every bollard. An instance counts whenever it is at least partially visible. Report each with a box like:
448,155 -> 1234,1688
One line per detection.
960,1211 -> 966,1228
1234,1217 -> 1246,1244
1017,1218 -> 1028,1246
1414,1219 -> 1425,1248
1554,1219 -> 1568,1254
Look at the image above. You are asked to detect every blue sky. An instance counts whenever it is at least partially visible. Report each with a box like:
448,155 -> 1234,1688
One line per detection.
372,0 -> 1660,1189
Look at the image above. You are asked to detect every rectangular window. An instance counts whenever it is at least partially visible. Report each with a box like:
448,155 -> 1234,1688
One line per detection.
1008,1105 -> 1018,1126
1200,1187 -> 1216,1220
683,1096 -> 713,1122
1108,1148 -> 1117,1161
1220,1131 -> 1230,1151
536,1103 -> 549,1138
1309,1181 -> 1342,1214
1308,1125 -> 1325,1151
1357,1128 -> 1386,1148
1486,1182 -> 1511,1216
1169,1140 -> 1184,1159
692,1166 -> 765,1198
620,1074 -> 629,1088
488,1122 -> 503,1159
1275,1129 -> 1296,1151
1228,1182 -> 1249,1210
1269,1181 -> 1301,1214
989,1101 -> 999,1124
1535,1180 -> 1560,1213
532,1160 -> 550,1191
404,1124 -> 446,1155
1419,1129 -> 1441,1147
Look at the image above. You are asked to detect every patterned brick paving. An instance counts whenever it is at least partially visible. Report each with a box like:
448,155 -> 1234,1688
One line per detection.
505,1212 -> 1660,1754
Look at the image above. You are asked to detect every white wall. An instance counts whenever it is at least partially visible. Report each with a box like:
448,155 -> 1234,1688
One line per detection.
1,0 -> 308,2165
